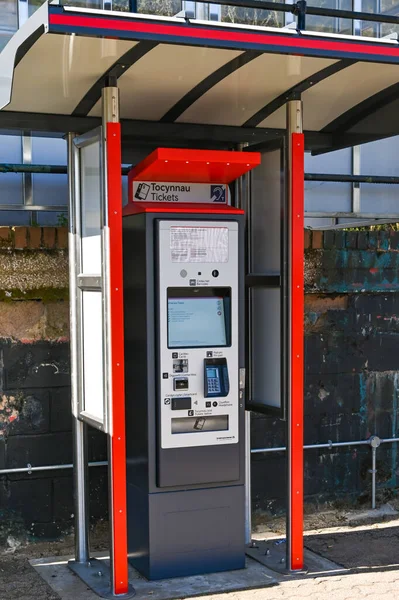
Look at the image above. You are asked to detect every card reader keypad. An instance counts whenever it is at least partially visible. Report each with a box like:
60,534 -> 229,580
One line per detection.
208,378 -> 221,394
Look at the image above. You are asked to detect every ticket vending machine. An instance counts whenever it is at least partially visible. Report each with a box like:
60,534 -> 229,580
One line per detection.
122,148 -> 261,581
123,203 -> 245,580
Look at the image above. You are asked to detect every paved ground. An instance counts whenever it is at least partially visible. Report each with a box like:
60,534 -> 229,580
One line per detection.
3,514 -> 399,600
3,556 -> 399,600
206,569 -> 399,600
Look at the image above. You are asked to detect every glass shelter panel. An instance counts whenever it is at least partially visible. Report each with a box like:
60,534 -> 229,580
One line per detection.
250,148 -> 282,273
247,146 -> 285,415
81,140 -> 102,274
251,288 -> 281,409
72,129 -> 108,430
360,137 -> 399,214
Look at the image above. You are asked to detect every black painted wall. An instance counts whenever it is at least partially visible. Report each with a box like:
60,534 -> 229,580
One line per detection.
2,228 -> 399,541
252,229 -> 399,513
0,342 -> 108,542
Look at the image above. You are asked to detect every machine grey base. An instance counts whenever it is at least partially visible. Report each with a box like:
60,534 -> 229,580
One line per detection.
247,539 -> 316,575
32,555 -> 278,600
68,558 -> 136,599
128,484 -> 245,579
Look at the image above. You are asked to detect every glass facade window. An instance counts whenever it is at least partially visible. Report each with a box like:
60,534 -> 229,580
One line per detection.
221,1 -> 284,28
0,0 -> 18,51
1,0 -> 399,226
306,0 -> 352,34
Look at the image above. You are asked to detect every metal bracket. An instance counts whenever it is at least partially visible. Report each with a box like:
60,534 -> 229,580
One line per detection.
246,539 -> 308,575
69,559 -> 135,599
292,0 -> 307,30
369,435 -> 381,448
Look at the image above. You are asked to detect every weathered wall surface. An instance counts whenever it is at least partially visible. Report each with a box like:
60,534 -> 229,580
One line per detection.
0,227 -> 107,545
1,226 -> 399,543
253,229 -> 399,513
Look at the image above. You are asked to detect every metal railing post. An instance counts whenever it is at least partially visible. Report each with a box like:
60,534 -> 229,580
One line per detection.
67,132 -> 90,565
369,435 -> 381,510
236,142 -> 252,546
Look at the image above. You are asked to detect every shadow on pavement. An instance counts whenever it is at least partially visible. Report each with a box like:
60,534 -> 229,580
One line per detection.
305,524 -> 399,570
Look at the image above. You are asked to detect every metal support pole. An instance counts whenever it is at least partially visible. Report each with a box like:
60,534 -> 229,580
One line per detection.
371,446 -> 377,510
369,435 -> 381,510
102,84 -> 120,594
244,412 -> 252,544
294,0 -> 307,29
128,0 -> 137,12
101,82 -> 133,598
236,142 -> 252,545
286,99 -> 304,572
67,132 -> 90,565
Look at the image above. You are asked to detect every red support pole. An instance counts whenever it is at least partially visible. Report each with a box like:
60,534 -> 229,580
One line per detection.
289,131 -> 305,570
106,121 -> 129,595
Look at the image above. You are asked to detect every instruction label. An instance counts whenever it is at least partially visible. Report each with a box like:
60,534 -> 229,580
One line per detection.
170,227 -> 229,263
132,181 -> 228,204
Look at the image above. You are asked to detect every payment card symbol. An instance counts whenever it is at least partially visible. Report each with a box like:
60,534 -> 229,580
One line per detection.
135,182 -> 150,200
211,185 -> 226,203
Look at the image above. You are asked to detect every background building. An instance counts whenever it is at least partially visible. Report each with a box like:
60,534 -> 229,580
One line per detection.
0,0 -> 399,228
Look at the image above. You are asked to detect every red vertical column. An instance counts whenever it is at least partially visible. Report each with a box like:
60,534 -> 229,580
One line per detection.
106,122 -> 129,595
289,132 -> 304,571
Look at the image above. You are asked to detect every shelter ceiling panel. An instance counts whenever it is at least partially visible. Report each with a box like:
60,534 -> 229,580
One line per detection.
176,54 -> 336,126
258,105 -> 286,130
300,62 -> 399,131
346,95 -> 399,136
88,44 -> 242,121
5,34 -> 136,114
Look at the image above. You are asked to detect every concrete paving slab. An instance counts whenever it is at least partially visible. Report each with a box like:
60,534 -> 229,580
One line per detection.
30,554 -> 278,600
344,503 -> 398,526
246,539 -> 345,576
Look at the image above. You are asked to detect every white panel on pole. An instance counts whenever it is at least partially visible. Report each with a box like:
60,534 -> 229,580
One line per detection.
82,290 -> 104,422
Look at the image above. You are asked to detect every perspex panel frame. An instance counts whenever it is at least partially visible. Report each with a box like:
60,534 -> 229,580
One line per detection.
246,142 -> 287,417
71,127 -> 109,432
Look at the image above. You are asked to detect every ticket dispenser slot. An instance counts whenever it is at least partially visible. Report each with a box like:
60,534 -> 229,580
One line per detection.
204,358 -> 230,397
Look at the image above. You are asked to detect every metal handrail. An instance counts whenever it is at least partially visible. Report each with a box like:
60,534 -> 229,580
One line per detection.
1,437 -> 397,475
306,174 -> 399,184
0,164 -> 131,175
192,0 -> 399,26
251,437 -> 399,453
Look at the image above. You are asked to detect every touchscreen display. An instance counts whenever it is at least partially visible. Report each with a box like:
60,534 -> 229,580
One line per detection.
168,295 -> 228,348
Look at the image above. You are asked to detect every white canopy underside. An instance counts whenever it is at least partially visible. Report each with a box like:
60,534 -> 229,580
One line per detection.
1,3 -> 399,150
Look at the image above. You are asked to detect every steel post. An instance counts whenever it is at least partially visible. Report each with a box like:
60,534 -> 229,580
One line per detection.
236,142 -> 252,545
286,99 -> 304,572
67,132 -> 90,565
101,83 -> 133,598
244,412 -> 252,544
369,435 -> 381,510
371,446 -> 377,509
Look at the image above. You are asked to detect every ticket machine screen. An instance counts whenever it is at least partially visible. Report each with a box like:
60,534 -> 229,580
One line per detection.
167,288 -> 231,348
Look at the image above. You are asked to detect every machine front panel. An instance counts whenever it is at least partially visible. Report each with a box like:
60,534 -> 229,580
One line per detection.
158,219 -> 240,450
